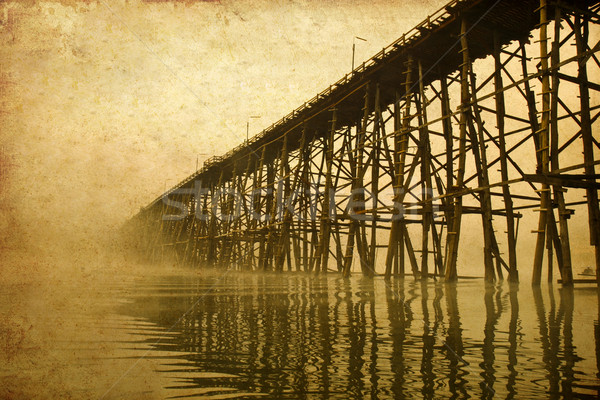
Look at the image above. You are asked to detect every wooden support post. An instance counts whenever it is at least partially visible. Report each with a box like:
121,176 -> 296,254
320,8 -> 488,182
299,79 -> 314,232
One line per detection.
207,173 -> 221,265
275,136 -> 295,271
547,215 -> 554,283
468,59 -> 497,283
242,159 -> 254,269
181,200 -> 197,266
533,0 -> 552,286
395,94 -> 405,277
402,224 -> 420,276
440,74 -> 454,274
273,139 -> 286,271
430,218 -> 445,277
317,109 -> 336,273
356,85 -> 373,276
246,160 -> 259,269
228,162 -> 244,269
385,60 -> 414,278
308,138 -> 321,272
219,170 -> 234,267
301,132 -> 311,272
182,188 -> 201,267
331,132 -> 346,273
417,59 -> 433,280
574,14 -> 600,282
494,32 -> 519,282
395,93 -> 405,277
199,190 -> 210,265
343,122 -> 362,277
291,131 -> 307,272
445,16 -> 469,282
550,5 -> 573,285
441,75 -> 454,201
370,86 -> 382,273
262,153 -> 277,271
256,147 -> 267,271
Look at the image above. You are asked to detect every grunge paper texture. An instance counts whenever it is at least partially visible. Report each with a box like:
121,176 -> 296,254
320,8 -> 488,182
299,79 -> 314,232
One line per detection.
0,0 -> 597,398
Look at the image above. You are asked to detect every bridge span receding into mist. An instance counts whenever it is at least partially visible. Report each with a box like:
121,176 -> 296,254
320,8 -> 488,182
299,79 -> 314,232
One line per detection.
129,0 -> 600,285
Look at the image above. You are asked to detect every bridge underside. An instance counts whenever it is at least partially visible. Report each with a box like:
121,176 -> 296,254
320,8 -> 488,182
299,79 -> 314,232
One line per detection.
130,0 -> 600,285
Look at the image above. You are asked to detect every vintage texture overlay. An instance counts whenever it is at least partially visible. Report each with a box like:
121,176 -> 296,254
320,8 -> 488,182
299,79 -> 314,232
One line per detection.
0,0 -> 596,398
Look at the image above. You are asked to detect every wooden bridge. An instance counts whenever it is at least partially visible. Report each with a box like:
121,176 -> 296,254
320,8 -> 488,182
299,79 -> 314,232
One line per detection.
129,0 -> 600,285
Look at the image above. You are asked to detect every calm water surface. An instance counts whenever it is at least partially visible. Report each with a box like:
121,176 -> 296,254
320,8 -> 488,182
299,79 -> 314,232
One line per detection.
112,271 -> 600,399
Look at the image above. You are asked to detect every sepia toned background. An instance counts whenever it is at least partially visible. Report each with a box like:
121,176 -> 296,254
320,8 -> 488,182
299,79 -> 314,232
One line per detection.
0,0 -> 597,398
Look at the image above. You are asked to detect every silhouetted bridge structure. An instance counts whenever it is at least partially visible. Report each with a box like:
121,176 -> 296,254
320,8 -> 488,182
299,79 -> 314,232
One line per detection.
130,0 -> 600,285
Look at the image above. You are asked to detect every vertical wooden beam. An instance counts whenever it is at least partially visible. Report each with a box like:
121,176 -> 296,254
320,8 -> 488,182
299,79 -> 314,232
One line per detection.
370,86 -> 382,273
547,218 -> 554,282
440,75 -> 454,200
207,172 -> 222,265
444,16 -> 469,282
181,198 -> 197,267
385,100 -> 403,276
256,147 -> 267,271
343,122 -> 361,277
431,218 -> 445,277
273,138 -> 287,271
574,14 -> 600,282
275,136 -> 296,271
549,5 -> 573,285
219,166 -> 235,267
199,189 -> 210,265
308,138 -> 322,272
343,86 -> 372,277
331,130 -> 346,273
394,91 -> 405,277
291,131 -> 307,272
440,74 -> 454,274
244,159 -> 257,269
403,224 -> 420,277
417,59 -> 433,280
317,109 -> 336,273
229,162 -> 244,269
237,161 -> 252,269
493,32 -> 519,283
301,131 -> 311,272
385,60 -> 413,278
263,151 -> 278,271
468,63 -> 496,283
358,85 -> 373,276
532,0 -> 552,286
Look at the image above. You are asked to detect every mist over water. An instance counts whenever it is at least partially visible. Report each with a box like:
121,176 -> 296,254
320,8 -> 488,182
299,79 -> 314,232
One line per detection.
3,245 -> 600,399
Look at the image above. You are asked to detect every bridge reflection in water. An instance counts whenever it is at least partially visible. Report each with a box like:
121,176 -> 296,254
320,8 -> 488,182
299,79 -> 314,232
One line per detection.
119,272 -> 600,399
